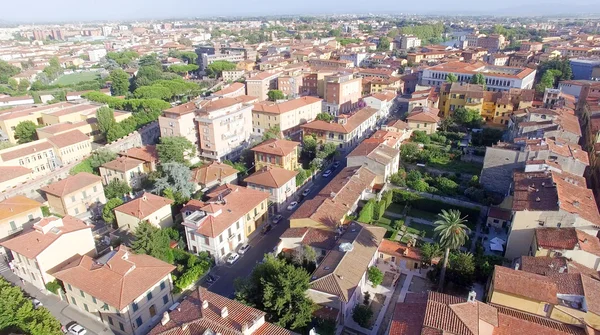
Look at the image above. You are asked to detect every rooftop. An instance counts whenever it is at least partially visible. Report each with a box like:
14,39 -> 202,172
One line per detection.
41,172 -> 101,197
243,166 -> 298,189
101,156 -> 145,172
301,107 -> 378,134
46,130 -> 90,149
252,96 -> 322,114
251,138 -> 300,156
191,161 -> 239,186
114,193 -> 173,219
0,196 -> 41,222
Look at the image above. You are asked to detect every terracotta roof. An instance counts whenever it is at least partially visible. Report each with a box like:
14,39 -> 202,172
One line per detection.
212,82 -> 246,96
101,156 -> 145,172
426,61 -> 536,80
310,223 -> 386,302
0,141 -> 53,162
0,216 -> 90,259
182,185 -> 269,238
301,228 -> 337,250
0,196 -> 42,222
114,193 -> 173,219
281,227 -> 309,238
300,107 -> 378,134
369,91 -> 397,102
163,101 -> 196,115
119,145 -> 158,163
488,207 -> 512,221
519,256 -> 569,276
46,130 -> 89,148
407,106 -> 440,123
41,172 -> 101,197
250,139 -> 300,156
0,166 -> 32,184
492,266 -> 558,304
387,119 -> 410,130
363,130 -> 403,148
196,96 -> 251,114
492,304 -> 586,335
389,299 -> 427,335
581,275 -> 600,315
149,287 -> 296,335
347,142 -> 399,165
51,246 -> 175,311
191,162 -> 238,185
243,166 -> 298,188
545,138 -> 589,165
552,171 -> 600,225
378,239 -> 423,261
252,96 -> 322,114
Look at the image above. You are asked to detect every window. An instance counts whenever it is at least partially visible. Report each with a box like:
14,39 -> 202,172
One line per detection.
219,235 -> 223,243
391,256 -> 396,263
28,214 -> 33,221
132,302 -> 138,312
163,295 -> 169,305
71,196 -> 76,203
9,221 -> 16,231
92,297 -> 97,304
160,281 -> 166,290
379,253 -> 384,259
221,247 -> 225,255
189,234 -> 195,241
67,284 -> 72,291
79,289 -> 85,297
136,317 -> 142,327
236,221 -> 240,230
82,191 -> 87,198
84,304 -> 89,312
71,297 -> 77,305
108,316 -> 114,325
204,237 -> 210,245
93,186 -> 97,193
119,323 -> 125,331
147,292 -> 153,301
493,219 -> 499,223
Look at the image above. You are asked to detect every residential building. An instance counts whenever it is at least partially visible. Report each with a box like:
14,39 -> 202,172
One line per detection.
347,142 -> 400,184
119,145 -> 159,173
322,73 -> 362,116
301,107 -> 378,152
362,91 -> 397,122
46,130 -> 91,165
406,106 -> 440,134
486,206 -> 512,229
159,102 -> 199,151
569,58 -> 600,81
364,129 -> 408,150
377,239 -> 423,272
245,72 -> 281,101
222,70 -> 245,82
405,87 -> 439,113
52,246 -> 175,335
251,138 -> 300,171
0,141 -> 58,178
308,58 -> 354,69
195,96 -> 255,162
421,61 -> 536,91
114,193 -> 174,231
438,82 -> 485,118
182,185 -> 269,264
290,166 -> 377,231
0,166 -> 33,194
308,222 -> 386,325
383,119 -> 413,142
278,227 -> 338,258
277,73 -> 304,98
0,196 -> 42,253
504,171 -> 600,260
1,215 -> 95,291
531,228 -> 600,270
99,156 -> 146,189
211,82 -> 246,98
190,161 -> 238,192
399,35 -> 421,50
487,53 -> 510,66
148,287 -> 295,335
509,107 -> 582,144
252,96 -> 322,138
244,166 -> 298,213
520,42 -> 544,53
40,172 -> 106,217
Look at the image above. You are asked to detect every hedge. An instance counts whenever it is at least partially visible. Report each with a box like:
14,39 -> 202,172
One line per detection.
392,189 -> 479,227
357,199 -> 375,223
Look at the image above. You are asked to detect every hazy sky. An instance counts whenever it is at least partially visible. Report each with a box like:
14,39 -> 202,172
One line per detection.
0,0 -> 598,23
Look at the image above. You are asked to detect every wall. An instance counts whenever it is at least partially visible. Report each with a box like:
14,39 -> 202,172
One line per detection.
115,205 -> 172,232
55,140 -> 92,165
0,206 -> 42,245
57,181 -> 106,217
490,290 -> 550,317
407,120 -> 436,134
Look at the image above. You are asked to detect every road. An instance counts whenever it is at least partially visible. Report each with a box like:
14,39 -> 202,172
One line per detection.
206,159 -> 347,298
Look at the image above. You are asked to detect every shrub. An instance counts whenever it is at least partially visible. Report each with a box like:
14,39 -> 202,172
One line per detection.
392,189 -> 479,227
374,201 -> 385,221
367,266 -> 383,287
45,280 -> 61,294
430,133 -> 447,144
412,130 -> 431,144
358,199 -> 375,223
392,219 -> 405,230
352,304 -> 373,328
408,179 -> 429,192
435,176 -> 459,195
363,291 -> 371,305
389,172 -> 406,186
41,206 -> 51,217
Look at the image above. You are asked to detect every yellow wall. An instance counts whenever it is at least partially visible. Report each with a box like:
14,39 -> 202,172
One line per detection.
584,311 -> 600,330
290,217 -> 339,232
99,164 -> 145,189
254,149 -> 298,171
0,206 -> 42,243
550,305 -> 586,326
407,121 -> 437,134
490,291 -> 551,317
0,113 -> 41,143
115,204 -> 173,232
243,199 -> 268,237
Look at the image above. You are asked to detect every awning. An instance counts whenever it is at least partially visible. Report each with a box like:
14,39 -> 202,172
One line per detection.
490,237 -> 505,245
490,243 -> 504,252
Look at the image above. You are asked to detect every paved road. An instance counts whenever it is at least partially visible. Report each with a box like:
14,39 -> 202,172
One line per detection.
206,159 -> 347,298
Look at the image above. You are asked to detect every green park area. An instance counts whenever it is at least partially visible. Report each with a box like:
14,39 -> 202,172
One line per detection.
54,71 -> 101,85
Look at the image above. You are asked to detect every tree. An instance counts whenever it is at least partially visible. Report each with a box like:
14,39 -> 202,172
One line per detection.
102,198 -> 123,225
104,179 -> 132,199
262,125 -> 282,141
302,135 -> 318,160
536,69 -> 561,93
153,162 -> 195,199
400,142 -> 419,161
412,130 -> 431,144
17,79 -> 30,91
206,60 -> 236,78
294,245 -> 317,266
138,54 -> 160,67
377,36 -> 391,51
156,136 -> 196,164
470,73 -> 486,86
352,304 -> 373,328
0,60 -> 20,84
169,64 -> 199,75
178,37 -> 193,46
420,243 -> 443,267
96,107 -> 116,137
357,199 -> 375,223
109,69 -> 130,96
367,266 -> 383,287
130,221 -> 174,264
316,113 -> 334,122
389,171 -> 406,186
89,149 -> 117,171
445,73 -> 458,83
295,168 -> 309,185
7,78 -> 18,91
267,89 -> 285,101
453,107 -> 482,128
433,209 -> 471,291
14,121 -> 38,144
234,255 -> 314,330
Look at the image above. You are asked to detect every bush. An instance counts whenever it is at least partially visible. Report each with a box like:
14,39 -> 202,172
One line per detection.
69,159 -> 94,175
392,189 -> 479,227
174,263 -> 210,292
367,266 -> 383,287
435,176 -> 459,195
408,179 -> 429,192
392,219 -> 405,230
363,291 -> 371,305
358,199 -> 375,223
389,171 -> 406,186
45,280 -> 61,294
374,201 -> 385,221
430,133 -> 447,144
412,130 -> 431,144
352,304 -> 373,328
41,206 -> 51,217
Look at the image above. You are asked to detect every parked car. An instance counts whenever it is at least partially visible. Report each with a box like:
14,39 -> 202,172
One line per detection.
302,188 -> 311,197
332,161 -> 341,169
322,170 -> 332,178
32,298 -> 43,309
272,214 -> 283,224
66,324 -> 87,335
226,253 -> 240,264
287,201 -> 299,211
238,244 -> 251,255
262,224 -> 273,234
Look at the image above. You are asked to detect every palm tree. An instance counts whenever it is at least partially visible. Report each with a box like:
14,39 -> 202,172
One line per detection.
434,209 -> 471,292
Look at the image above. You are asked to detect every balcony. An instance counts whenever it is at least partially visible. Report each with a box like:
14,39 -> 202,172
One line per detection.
7,227 -> 23,236
228,234 -> 235,241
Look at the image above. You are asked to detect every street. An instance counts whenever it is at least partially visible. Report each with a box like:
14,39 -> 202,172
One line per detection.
206,159 -> 347,298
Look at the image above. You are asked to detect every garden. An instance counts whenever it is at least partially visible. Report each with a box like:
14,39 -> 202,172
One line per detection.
53,71 -> 101,85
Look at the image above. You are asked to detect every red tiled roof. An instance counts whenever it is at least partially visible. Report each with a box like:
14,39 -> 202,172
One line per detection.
243,166 -> 298,188
46,130 -> 90,148
492,266 -> 558,304
119,145 -> 158,163
41,172 -> 101,197
191,162 -> 238,185
250,139 -> 299,156
378,239 -> 423,261
114,193 -> 173,219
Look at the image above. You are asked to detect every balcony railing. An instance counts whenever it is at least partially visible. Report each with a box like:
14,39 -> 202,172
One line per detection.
7,227 -> 23,236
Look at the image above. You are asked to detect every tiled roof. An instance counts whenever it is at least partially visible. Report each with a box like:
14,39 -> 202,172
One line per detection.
545,138 -> 589,165
407,106 -> 440,123
46,130 -> 89,149
280,227 -> 309,238
101,156 -> 145,172
41,172 -> 101,197
191,162 -> 238,185
0,166 -> 32,184
252,96 -> 322,114
119,145 -> 158,163
387,119 -> 410,130
0,141 -> 54,162
0,196 -> 41,222
552,171 -> 600,225
492,304 -> 586,335
114,193 -> 173,219
51,246 -> 175,310
347,142 -> 399,165
250,139 -> 299,156
163,101 -> 196,115
488,207 -> 512,221
149,287 -> 296,335
244,166 -> 298,188
301,228 -> 337,250
0,216 -> 90,259
300,107 -> 378,134
581,275 -> 600,315
378,239 -> 423,261
212,82 -> 246,96
492,266 -> 558,304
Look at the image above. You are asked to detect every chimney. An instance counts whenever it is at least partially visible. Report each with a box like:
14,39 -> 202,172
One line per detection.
160,312 -> 170,326
514,262 -> 520,270
220,306 -> 228,318
467,290 -> 476,303
202,299 -> 208,309
242,323 -> 249,332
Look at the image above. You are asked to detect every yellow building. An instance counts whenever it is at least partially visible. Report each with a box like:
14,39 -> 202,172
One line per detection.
0,141 -> 58,178
46,129 -> 91,165
40,172 -> 106,217
0,196 -> 42,251
438,82 -> 485,118
114,193 -> 174,232
406,107 -> 440,134
252,96 -> 323,138
251,138 -> 300,171
0,166 -> 33,193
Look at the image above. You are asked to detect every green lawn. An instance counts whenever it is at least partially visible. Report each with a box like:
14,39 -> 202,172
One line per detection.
54,72 -> 100,85
408,208 -> 439,222
428,159 -> 483,175
407,221 -> 436,238
387,203 -> 406,215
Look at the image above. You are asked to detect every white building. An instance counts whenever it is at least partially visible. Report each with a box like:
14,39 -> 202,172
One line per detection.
88,49 -> 107,62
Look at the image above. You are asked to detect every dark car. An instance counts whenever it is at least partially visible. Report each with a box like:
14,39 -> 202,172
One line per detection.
262,224 -> 272,234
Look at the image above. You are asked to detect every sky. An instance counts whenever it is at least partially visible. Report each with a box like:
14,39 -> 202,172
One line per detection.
0,0 -> 598,23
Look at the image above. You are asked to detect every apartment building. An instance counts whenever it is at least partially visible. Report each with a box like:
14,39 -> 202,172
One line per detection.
52,246 -> 175,335
159,102 -> 199,151
406,107 -> 440,134
195,96 -> 255,161
46,129 -> 91,165
100,156 -> 146,189
301,107 -> 378,152
487,53 -> 510,66
245,72 -> 281,101
509,107 -> 582,144
363,91 -> 397,122
300,70 -> 336,97
252,96 -> 322,137
41,172 -> 106,217
222,70 -> 245,82
251,139 -> 300,171
421,61 -> 536,91
322,73 -> 362,116
1,215 -> 95,291
277,73 -> 304,98
466,34 -> 506,52
347,142 -> 400,184
114,193 -> 174,231
0,166 -> 33,193
211,82 -> 246,98
149,288 -> 295,335
36,109 -> 130,142
531,228 -> 600,270
520,42 -> 544,53
0,141 -> 58,178
0,196 -> 42,253
190,161 -> 238,191
398,35 -> 421,50
119,145 -> 159,173
244,166 -> 298,213
182,185 -> 269,265
308,58 -> 354,69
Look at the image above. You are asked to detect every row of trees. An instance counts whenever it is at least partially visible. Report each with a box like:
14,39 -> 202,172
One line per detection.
0,60 -> 20,84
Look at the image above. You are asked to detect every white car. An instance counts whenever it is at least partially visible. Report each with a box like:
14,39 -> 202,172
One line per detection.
302,188 -> 311,197
332,161 -> 341,169
32,298 -> 43,309
238,244 -> 251,255
272,214 -> 283,224
287,201 -> 299,211
226,253 -> 240,265
322,170 -> 332,178
67,324 -> 87,335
